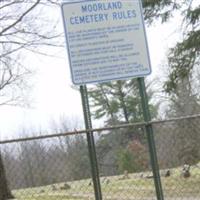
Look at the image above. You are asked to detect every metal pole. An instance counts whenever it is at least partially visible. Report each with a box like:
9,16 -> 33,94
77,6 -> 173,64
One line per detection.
137,77 -> 164,200
80,85 -> 102,200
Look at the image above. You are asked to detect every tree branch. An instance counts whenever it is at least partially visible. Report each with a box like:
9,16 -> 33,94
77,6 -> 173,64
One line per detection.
0,0 -> 40,36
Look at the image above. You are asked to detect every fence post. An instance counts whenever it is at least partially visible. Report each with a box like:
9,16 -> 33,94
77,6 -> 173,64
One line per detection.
80,85 -> 102,200
137,77 -> 164,200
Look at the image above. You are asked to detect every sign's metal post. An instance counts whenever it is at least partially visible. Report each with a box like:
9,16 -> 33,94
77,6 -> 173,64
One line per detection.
80,85 -> 102,200
137,77 -> 164,200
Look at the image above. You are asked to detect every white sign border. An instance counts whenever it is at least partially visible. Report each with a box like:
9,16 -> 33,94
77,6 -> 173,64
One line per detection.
61,0 -> 152,85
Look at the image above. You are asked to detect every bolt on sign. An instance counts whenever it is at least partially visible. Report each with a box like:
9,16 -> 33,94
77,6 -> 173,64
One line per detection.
61,0 -> 151,85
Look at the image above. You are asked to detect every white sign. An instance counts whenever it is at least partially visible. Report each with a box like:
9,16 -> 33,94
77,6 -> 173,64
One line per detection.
61,0 -> 151,85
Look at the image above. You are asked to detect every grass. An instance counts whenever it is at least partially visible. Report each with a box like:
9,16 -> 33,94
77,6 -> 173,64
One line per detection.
13,165 -> 200,200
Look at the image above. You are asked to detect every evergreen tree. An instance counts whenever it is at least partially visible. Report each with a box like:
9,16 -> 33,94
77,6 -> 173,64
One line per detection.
89,79 -> 158,175
143,0 -> 200,166
89,79 -> 157,125
142,0 -> 199,92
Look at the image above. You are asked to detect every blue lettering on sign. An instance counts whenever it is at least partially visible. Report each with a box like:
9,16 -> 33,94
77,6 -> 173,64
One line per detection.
81,1 -> 122,12
70,14 -> 109,24
69,1 -> 137,25
113,10 -> 136,20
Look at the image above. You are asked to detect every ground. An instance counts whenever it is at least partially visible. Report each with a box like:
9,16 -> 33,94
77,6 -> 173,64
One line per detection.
13,165 -> 200,200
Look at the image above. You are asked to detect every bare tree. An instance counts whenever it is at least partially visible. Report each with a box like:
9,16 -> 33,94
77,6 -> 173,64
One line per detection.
0,0 -> 62,106
0,0 -> 62,199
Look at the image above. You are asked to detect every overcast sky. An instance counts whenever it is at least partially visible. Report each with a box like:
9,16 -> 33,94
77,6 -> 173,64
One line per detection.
0,3 -> 181,140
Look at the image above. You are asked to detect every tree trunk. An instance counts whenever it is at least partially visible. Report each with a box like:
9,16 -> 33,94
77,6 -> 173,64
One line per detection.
117,81 -> 129,123
0,153 -> 14,200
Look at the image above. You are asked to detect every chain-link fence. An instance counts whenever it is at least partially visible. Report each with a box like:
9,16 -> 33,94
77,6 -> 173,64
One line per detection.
0,115 -> 200,200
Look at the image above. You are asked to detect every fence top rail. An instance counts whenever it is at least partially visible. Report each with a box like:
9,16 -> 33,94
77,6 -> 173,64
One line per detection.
0,114 -> 200,144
